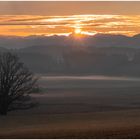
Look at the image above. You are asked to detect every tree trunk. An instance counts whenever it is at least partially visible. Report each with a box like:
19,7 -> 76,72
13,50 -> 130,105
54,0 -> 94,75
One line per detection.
0,106 -> 8,115
0,96 -> 8,115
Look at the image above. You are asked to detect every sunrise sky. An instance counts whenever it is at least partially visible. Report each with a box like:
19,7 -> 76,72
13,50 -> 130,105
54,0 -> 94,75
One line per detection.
0,1 -> 140,36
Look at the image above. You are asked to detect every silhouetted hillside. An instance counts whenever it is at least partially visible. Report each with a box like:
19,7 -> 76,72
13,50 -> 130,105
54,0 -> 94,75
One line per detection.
1,33 -> 140,49
1,33 -> 140,76
17,47 -> 140,77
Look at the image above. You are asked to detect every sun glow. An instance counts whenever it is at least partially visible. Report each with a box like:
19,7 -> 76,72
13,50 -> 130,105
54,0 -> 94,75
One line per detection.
75,28 -> 82,34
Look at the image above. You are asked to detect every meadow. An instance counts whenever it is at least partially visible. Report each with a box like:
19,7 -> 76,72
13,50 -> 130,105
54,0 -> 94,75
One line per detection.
1,75 -> 140,138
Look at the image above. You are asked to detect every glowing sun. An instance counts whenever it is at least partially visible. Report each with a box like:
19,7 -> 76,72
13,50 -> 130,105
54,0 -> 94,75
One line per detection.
75,28 -> 82,34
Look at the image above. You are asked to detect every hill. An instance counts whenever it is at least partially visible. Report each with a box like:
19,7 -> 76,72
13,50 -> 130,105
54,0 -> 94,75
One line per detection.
1,33 -> 140,76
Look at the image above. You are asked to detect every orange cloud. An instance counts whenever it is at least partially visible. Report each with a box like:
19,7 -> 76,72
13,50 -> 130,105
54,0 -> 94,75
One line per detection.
0,15 -> 140,36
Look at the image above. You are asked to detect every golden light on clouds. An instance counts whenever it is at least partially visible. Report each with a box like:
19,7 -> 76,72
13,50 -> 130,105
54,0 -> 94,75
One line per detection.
0,15 -> 140,36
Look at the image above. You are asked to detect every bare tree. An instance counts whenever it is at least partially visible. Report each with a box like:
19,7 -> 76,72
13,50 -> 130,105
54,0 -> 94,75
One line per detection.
0,52 -> 37,115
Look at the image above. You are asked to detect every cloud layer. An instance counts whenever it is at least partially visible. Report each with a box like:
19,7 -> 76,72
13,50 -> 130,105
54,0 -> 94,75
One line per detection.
0,15 -> 140,36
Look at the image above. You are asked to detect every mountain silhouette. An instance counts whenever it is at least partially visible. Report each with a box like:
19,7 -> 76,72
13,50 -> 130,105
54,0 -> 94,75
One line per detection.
1,33 -> 140,76
0,33 -> 140,49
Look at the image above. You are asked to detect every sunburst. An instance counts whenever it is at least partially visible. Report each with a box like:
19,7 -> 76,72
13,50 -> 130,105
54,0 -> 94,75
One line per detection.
74,28 -> 82,34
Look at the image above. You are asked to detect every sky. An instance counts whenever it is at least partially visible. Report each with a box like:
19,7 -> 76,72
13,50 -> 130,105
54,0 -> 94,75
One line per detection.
0,1 -> 140,36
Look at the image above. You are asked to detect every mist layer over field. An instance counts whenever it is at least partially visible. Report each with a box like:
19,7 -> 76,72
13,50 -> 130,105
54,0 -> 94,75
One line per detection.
31,75 -> 140,114
1,75 -> 140,138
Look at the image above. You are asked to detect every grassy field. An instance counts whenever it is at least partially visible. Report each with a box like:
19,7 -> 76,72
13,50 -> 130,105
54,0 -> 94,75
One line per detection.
1,76 -> 140,138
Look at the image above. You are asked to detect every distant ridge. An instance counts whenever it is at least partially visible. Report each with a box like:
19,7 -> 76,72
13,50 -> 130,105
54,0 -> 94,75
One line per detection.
0,33 -> 140,49
0,33 -> 140,76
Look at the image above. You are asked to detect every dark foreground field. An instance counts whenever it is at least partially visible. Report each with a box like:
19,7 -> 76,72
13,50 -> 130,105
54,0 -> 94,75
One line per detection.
1,76 -> 140,138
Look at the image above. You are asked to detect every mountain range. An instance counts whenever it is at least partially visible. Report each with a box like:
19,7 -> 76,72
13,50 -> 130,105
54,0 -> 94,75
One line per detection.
0,33 -> 140,49
1,33 -> 140,77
